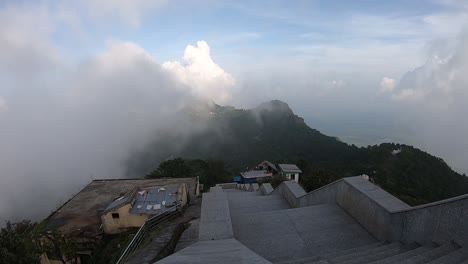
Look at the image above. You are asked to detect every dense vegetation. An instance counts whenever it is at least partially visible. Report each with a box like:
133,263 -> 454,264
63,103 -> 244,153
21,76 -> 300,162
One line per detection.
129,100 -> 468,206
145,158 -> 232,190
3,100 -> 468,263
0,220 -> 81,264
0,221 -> 39,264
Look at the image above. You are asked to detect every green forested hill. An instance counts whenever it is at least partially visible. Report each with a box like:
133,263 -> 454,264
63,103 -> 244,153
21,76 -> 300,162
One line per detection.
127,100 -> 468,205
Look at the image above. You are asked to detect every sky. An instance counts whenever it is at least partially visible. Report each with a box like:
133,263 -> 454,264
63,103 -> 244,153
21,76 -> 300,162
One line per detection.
1,0 -> 468,222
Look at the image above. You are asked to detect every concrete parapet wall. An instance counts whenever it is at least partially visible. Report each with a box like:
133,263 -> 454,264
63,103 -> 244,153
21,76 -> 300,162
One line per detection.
259,183 -> 274,195
272,176 -> 468,245
333,177 -> 410,241
216,183 -> 238,189
248,183 -> 259,192
296,180 -> 341,207
199,191 -> 234,241
391,194 -> 468,247
271,181 -> 306,207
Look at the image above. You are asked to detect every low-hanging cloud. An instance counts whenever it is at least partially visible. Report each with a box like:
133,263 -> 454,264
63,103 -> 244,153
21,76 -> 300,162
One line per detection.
2,0 -> 468,225
0,5 -> 234,222
380,77 -> 396,93
0,97 -> 7,114
386,28 -> 468,173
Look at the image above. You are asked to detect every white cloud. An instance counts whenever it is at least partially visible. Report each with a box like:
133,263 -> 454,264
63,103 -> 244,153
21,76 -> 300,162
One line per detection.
0,5 -> 59,77
0,39 -> 191,221
387,28 -> 468,173
392,29 -> 468,104
0,27 -> 234,221
380,77 -> 396,92
0,97 -> 7,114
162,41 -> 236,104
392,88 -> 425,101
95,41 -> 156,72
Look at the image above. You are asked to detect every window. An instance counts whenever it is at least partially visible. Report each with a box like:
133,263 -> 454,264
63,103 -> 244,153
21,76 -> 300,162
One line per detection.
111,213 -> 120,219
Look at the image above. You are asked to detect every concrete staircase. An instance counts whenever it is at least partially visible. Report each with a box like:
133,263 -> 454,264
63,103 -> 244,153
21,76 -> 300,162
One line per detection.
156,179 -> 468,264
227,189 -> 377,262
275,241 -> 468,264
227,189 -> 291,215
228,185 -> 468,264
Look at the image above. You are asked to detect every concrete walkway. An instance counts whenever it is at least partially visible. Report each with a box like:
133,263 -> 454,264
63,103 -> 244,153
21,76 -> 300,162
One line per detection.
156,238 -> 271,264
230,201 -> 377,262
227,190 -> 291,216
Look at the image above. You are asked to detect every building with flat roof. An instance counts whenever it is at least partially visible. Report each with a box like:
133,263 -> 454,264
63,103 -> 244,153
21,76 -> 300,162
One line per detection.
257,160 -> 278,174
240,170 -> 273,184
278,163 -> 302,183
101,184 -> 189,234
42,177 -> 199,264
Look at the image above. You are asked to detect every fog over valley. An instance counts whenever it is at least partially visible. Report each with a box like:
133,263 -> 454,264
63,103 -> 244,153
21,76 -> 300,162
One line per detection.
1,0 -> 468,223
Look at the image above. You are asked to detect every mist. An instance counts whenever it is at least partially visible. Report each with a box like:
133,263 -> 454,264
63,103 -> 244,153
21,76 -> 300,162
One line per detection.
0,5 -> 235,223
1,1 -> 468,223
227,28 -> 468,176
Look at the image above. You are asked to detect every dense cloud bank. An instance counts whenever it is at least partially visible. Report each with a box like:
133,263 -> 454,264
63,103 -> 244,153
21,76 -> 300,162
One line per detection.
0,6 -> 234,222
1,2 -> 468,223
386,29 -> 468,173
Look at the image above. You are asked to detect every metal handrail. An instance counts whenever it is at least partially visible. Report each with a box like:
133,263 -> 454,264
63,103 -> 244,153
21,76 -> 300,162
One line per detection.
115,206 -> 181,264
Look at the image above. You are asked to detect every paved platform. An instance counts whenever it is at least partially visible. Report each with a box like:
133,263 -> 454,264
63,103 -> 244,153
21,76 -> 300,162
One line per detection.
156,238 -> 271,264
227,190 -> 291,216
231,204 -> 377,262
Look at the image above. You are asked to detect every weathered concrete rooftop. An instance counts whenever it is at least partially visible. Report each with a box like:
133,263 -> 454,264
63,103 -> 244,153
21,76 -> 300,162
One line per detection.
46,177 -> 197,235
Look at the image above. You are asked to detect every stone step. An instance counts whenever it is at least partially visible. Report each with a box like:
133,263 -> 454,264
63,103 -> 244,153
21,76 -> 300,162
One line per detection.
368,245 -> 435,264
425,248 -> 468,264
227,190 -> 291,216
328,242 -> 402,263
321,241 -> 388,260
338,243 -> 419,264
227,194 -> 288,202
397,243 -> 459,264
231,204 -> 376,263
274,256 -> 321,264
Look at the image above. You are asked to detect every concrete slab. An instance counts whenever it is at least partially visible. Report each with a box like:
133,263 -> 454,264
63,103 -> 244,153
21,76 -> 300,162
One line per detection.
260,183 -> 274,195
227,191 -> 291,216
199,191 -> 233,241
239,233 -> 309,262
230,204 -> 377,262
155,238 -> 272,264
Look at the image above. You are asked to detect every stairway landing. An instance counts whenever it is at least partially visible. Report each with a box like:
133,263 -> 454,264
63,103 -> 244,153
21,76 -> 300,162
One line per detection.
230,203 -> 377,263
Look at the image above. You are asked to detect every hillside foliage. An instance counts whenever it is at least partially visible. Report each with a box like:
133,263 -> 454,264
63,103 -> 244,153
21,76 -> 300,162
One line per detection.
130,100 -> 468,206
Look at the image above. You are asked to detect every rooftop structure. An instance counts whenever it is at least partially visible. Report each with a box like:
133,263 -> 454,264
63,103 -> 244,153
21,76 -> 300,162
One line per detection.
257,160 -> 278,173
278,163 -> 302,183
101,185 -> 187,234
278,163 -> 302,173
46,177 -> 198,236
240,170 -> 272,179
240,170 -> 272,184
103,187 -> 179,215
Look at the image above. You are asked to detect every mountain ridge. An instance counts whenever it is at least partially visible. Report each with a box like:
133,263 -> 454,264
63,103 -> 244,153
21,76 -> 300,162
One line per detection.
127,99 -> 468,205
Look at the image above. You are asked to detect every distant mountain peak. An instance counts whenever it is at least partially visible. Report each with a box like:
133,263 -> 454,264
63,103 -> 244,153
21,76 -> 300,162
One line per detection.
254,100 -> 294,115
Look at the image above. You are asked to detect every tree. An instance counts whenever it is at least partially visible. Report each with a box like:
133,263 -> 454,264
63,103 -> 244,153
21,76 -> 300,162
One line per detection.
146,158 -> 193,178
32,221 -> 79,264
146,158 -> 233,189
0,221 -> 40,264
